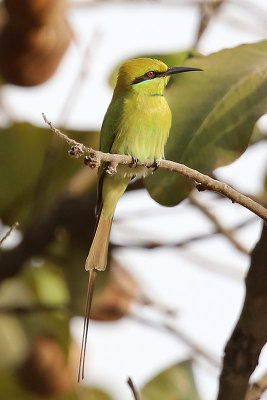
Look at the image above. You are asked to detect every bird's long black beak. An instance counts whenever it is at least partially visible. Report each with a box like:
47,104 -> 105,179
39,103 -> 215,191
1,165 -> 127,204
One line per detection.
165,67 -> 203,76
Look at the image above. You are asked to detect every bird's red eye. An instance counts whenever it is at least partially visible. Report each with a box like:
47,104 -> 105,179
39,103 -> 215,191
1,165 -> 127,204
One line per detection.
147,71 -> 155,78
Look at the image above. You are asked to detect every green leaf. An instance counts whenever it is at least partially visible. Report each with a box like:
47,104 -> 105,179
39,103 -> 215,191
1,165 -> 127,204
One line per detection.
249,123 -> 267,145
23,263 -> 70,306
0,122 -> 99,226
21,263 -> 71,353
0,123 -> 50,224
141,360 -> 201,400
144,40 -> 267,206
78,386 -> 112,400
0,277 -> 35,368
0,316 -> 28,369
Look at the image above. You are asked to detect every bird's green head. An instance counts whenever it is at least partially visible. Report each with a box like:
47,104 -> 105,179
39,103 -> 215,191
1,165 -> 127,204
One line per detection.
115,58 -> 202,96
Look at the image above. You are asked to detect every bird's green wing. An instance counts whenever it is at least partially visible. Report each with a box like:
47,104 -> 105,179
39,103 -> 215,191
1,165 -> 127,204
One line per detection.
96,95 -> 125,215
99,95 -> 125,153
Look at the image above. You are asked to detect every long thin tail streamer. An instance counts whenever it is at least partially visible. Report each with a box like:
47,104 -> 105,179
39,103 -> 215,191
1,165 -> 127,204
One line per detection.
78,269 -> 97,382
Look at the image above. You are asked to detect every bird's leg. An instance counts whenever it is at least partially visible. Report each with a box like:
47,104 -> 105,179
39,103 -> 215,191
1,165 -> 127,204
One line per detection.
129,156 -> 139,168
147,159 -> 160,172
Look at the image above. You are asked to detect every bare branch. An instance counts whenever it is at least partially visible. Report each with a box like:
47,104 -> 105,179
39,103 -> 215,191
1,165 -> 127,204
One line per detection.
127,377 -> 140,400
0,222 -> 19,247
194,0 -> 225,47
130,314 -> 220,368
42,113 -> 267,222
113,215 -> 255,253
217,223 -> 267,400
189,194 -> 249,255
57,30 -> 102,127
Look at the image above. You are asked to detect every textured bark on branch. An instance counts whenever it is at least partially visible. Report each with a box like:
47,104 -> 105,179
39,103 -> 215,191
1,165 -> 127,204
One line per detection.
217,223 -> 267,400
42,113 -> 267,222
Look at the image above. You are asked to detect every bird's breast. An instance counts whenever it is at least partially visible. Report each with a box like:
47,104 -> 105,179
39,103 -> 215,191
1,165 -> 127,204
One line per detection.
111,94 -> 172,162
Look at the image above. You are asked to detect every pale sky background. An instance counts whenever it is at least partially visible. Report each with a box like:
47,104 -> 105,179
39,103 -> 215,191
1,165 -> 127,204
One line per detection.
1,0 -> 267,399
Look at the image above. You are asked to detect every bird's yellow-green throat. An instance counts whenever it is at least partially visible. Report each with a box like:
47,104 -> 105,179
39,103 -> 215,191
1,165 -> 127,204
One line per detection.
78,57 -> 202,381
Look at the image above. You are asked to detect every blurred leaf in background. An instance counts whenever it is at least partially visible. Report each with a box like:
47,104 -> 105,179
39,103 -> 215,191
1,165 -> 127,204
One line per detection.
144,40 -> 267,205
0,123 -> 99,227
141,360 -> 201,400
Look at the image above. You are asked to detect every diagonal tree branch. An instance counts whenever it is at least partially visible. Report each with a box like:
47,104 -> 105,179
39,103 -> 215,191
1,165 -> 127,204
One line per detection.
217,222 -> 267,400
189,194 -> 249,255
0,222 -> 19,247
127,377 -> 140,400
130,314 -> 220,368
42,113 -> 267,222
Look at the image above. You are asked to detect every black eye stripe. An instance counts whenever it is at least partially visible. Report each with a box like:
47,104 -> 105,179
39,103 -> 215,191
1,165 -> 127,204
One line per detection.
132,71 -> 160,85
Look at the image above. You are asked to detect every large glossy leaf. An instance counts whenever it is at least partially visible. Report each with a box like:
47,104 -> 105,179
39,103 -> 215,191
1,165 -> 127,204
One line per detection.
144,40 -> 267,205
0,122 -> 99,226
141,360 -> 201,400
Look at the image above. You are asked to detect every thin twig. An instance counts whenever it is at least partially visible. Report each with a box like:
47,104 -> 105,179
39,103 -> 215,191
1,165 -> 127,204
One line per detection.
113,215 -> 255,251
72,0 -> 267,26
194,0 -> 225,47
0,222 -> 19,247
57,30 -> 102,127
189,194 -> 249,255
127,377 -> 140,400
178,247 -> 244,281
42,113 -> 267,222
130,314 -> 220,368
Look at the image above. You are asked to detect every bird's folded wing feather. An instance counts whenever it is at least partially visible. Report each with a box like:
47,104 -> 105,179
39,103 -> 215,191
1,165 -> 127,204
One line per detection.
96,95 -> 125,215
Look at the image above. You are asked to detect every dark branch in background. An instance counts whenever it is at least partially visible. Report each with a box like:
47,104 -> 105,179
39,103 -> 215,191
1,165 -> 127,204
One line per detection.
57,30 -> 102,127
0,222 -> 19,247
0,175 -> 143,283
0,192 -> 252,284
0,194 -> 97,282
130,314 -> 220,368
42,114 -> 267,222
217,223 -> 267,400
194,0 -> 225,47
189,194 -> 249,255
113,215 -> 255,250
127,377 -> 139,400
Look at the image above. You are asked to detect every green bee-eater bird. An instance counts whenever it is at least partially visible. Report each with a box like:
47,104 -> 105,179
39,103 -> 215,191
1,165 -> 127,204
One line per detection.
78,58 -> 202,380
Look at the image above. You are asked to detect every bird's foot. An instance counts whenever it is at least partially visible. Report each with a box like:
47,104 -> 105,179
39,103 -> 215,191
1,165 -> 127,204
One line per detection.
148,159 -> 160,172
129,156 -> 139,168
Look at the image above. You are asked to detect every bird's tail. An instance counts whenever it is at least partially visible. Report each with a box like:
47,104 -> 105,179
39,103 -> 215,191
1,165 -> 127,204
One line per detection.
85,208 -> 113,272
78,268 -> 96,382
78,208 -> 112,381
